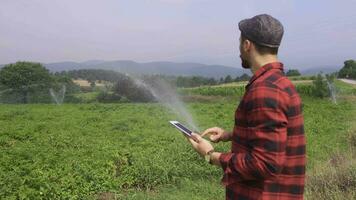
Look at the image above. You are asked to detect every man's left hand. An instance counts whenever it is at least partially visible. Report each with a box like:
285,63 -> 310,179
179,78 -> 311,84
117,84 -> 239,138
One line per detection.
187,133 -> 214,157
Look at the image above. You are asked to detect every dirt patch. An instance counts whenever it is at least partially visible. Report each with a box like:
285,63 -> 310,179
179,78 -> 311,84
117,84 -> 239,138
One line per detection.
73,79 -> 106,87
339,79 -> 356,85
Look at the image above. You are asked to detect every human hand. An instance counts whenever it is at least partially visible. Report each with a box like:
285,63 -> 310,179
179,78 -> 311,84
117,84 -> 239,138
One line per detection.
201,127 -> 231,143
187,133 -> 214,157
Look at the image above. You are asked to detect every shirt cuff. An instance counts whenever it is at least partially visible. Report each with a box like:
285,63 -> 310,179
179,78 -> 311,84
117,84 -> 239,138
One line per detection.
219,152 -> 233,171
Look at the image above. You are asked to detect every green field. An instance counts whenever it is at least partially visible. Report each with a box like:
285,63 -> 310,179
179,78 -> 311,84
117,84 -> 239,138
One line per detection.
1,81 -> 356,199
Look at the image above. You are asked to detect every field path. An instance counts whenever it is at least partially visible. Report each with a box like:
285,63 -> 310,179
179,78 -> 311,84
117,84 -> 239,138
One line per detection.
339,78 -> 356,85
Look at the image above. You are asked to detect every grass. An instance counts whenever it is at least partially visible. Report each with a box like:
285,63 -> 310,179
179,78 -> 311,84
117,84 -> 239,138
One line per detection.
305,151 -> 356,200
73,91 -> 100,103
0,80 -> 355,199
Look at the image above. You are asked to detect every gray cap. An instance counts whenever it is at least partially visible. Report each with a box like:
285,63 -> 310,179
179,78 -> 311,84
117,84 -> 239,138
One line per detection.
239,14 -> 284,48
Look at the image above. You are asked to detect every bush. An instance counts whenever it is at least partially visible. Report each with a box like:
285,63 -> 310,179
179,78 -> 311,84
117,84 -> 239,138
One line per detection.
286,69 -> 301,76
96,91 -> 122,103
296,84 -> 313,96
312,74 -> 330,98
114,76 -> 154,102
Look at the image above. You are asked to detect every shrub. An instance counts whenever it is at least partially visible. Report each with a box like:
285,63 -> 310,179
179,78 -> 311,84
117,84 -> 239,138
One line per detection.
312,74 -> 330,98
96,91 -> 122,103
113,76 -> 154,102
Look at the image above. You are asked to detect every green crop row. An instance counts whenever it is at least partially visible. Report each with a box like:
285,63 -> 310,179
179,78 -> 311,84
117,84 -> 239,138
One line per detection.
0,96 -> 355,199
180,83 -> 315,97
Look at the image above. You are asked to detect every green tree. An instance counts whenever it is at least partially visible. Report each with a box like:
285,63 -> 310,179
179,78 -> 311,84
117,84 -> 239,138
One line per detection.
114,76 -> 154,102
219,77 -> 224,84
239,73 -> 251,81
0,62 -> 53,103
52,74 -> 80,94
312,73 -> 329,98
224,75 -> 233,83
338,60 -> 356,79
286,69 -> 301,76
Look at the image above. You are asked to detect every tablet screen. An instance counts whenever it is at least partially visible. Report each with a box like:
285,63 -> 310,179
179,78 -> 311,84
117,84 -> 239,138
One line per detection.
175,123 -> 192,135
169,121 -> 193,137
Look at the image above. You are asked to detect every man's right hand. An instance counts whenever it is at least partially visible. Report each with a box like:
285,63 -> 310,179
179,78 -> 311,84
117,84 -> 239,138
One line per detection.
201,127 -> 231,143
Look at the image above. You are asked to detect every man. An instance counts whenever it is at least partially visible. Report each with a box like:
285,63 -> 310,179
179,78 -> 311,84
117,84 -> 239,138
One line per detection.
188,14 -> 306,200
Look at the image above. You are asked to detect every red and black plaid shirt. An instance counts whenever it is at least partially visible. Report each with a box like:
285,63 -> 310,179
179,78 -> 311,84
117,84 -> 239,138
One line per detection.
219,62 -> 306,200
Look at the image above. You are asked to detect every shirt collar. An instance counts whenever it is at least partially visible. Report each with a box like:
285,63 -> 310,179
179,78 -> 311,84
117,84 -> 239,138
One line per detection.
246,62 -> 284,89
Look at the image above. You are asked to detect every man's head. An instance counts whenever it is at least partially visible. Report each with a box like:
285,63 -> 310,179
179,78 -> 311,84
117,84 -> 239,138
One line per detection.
238,14 -> 284,69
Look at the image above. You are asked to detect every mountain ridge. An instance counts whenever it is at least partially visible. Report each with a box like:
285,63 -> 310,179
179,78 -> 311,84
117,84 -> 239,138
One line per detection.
0,60 -> 341,78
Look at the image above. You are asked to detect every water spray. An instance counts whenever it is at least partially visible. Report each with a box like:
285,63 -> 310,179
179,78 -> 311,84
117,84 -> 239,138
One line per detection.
49,85 -> 66,105
132,77 -> 200,132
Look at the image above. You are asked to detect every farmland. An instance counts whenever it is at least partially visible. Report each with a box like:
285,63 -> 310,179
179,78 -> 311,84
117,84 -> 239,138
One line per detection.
0,80 -> 355,199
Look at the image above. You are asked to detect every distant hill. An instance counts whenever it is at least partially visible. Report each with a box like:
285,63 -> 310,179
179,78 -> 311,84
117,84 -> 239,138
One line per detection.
0,60 -> 341,78
43,60 -> 246,78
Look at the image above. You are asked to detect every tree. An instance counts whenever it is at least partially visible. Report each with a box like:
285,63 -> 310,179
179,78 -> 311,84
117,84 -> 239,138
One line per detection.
224,75 -> 233,83
0,62 -> 53,103
312,73 -> 329,98
52,74 -> 80,94
219,77 -> 224,84
286,69 -> 301,76
338,60 -> 356,79
113,76 -> 154,102
239,73 -> 251,81
62,69 -> 126,83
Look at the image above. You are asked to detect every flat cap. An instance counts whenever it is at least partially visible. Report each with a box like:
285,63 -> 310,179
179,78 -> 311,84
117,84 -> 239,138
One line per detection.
239,14 -> 284,48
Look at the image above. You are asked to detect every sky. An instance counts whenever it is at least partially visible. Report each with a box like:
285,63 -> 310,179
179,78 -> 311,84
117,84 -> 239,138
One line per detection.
1,0 -> 356,69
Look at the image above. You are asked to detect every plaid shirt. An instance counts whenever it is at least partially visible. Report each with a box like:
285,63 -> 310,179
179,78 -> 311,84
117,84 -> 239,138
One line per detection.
219,62 -> 306,200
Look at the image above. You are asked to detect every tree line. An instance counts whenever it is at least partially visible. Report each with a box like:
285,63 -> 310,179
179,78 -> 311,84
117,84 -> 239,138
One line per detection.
0,61 -> 353,103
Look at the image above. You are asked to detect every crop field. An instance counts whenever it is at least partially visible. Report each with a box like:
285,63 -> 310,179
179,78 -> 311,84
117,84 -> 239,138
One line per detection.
0,81 -> 356,199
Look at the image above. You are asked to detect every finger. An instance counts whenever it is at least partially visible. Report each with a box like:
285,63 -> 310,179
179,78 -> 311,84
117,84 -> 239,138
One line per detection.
188,137 -> 198,145
185,133 -> 199,144
191,135 -> 200,143
191,133 -> 202,143
210,134 -> 220,143
201,127 -> 218,137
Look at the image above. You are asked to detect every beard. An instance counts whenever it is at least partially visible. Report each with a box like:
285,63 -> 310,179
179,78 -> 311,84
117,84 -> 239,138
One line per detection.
240,55 -> 250,69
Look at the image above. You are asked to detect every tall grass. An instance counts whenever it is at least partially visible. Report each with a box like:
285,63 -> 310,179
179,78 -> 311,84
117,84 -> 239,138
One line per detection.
306,150 -> 356,199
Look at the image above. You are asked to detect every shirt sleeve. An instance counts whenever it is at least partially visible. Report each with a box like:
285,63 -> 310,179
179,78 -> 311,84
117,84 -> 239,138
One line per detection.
219,83 -> 288,185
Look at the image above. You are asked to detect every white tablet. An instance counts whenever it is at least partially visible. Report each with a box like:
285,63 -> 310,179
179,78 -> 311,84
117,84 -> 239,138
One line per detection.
169,121 -> 193,137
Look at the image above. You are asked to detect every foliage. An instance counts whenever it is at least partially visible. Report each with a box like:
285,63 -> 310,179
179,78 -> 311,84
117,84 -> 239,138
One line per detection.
0,62 -> 53,103
181,82 -> 316,98
286,69 -> 301,76
96,91 -> 122,103
235,73 -> 251,82
113,76 -> 154,102
0,62 -> 83,104
52,74 -> 81,95
175,76 -> 217,88
181,85 -> 245,97
305,151 -> 356,200
58,69 -> 126,83
289,75 -> 316,81
223,75 -> 232,83
334,79 -> 356,96
1,64 -> 356,199
0,96 -> 355,199
312,73 -> 330,98
338,59 -> 356,79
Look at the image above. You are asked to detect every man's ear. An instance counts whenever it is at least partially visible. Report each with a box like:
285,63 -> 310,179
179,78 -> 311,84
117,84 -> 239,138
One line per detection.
243,39 -> 251,52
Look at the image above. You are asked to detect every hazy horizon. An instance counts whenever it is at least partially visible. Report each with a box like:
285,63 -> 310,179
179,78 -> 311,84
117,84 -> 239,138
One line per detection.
1,0 -> 356,69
